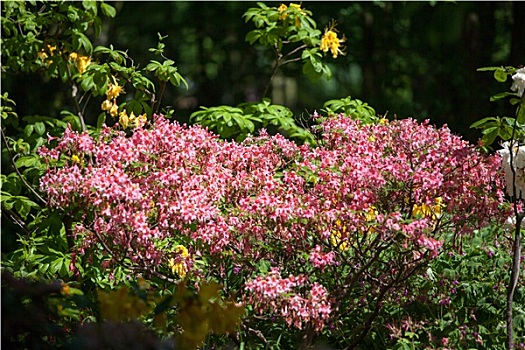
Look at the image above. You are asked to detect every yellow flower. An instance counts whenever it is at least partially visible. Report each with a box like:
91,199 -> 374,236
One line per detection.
412,197 -> 444,220
37,51 -> 48,61
168,245 -> 190,278
109,103 -> 118,118
175,244 -> 190,258
320,21 -> 346,58
365,206 -> 377,222
68,52 -> 91,74
76,55 -> 91,74
169,259 -> 187,278
278,3 -> 304,25
60,282 -> 70,295
101,99 -> 113,111
106,76 -> 124,100
432,197 -> 444,218
330,219 -> 349,251
278,4 -> 288,20
119,110 -> 129,129
71,154 -> 81,164
37,45 -> 57,63
129,113 -> 148,129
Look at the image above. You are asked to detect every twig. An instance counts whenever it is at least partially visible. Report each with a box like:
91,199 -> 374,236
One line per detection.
282,44 -> 307,60
154,81 -> 167,114
1,128 -> 47,205
3,209 -> 32,235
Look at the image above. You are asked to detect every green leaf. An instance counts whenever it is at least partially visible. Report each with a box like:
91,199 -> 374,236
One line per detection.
470,116 -> 498,129
96,113 -> 106,129
100,3 -> 116,17
1,174 -> 22,195
245,30 -> 262,45
50,258 -> 63,275
518,103 -> 525,124
34,121 -> 45,136
24,124 -> 34,138
14,196 -> 38,219
74,31 -> 93,54
481,126 -> 499,146
82,0 -> 96,11
14,155 -> 38,168
163,59 -> 175,67
257,260 -> 271,274
127,100 -> 143,116
494,69 -> 507,83
80,74 -> 94,91
489,92 -> 515,102
477,66 -> 503,72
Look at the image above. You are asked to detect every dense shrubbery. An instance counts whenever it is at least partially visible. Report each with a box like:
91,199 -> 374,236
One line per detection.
2,1 -> 524,349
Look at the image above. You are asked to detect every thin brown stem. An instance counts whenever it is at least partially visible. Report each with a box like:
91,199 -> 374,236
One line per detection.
282,43 -> 307,60
154,80 -> 167,114
262,50 -> 281,99
1,128 -> 47,205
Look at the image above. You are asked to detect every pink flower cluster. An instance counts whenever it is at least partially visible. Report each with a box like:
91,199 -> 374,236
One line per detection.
309,245 -> 337,269
39,113 -> 506,333
244,268 -> 331,331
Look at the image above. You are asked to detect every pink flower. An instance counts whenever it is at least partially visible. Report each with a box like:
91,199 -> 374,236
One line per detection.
309,245 -> 336,269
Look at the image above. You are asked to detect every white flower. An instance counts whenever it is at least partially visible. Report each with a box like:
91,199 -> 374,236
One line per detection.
511,67 -> 525,97
505,215 -> 525,228
497,141 -> 525,198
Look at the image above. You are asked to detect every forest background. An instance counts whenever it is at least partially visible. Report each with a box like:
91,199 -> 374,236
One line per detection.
4,1 -> 524,143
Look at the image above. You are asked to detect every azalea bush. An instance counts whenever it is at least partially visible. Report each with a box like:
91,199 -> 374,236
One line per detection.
37,110 -> 506,347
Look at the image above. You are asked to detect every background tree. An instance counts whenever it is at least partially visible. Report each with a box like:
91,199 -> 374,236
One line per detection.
5,1 -> 524,142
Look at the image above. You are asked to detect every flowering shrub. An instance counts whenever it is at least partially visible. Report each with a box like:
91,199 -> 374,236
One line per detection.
39,112 -> 506,346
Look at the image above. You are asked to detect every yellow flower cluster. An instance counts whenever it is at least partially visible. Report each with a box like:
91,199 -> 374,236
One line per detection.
60,281 -> 70,296
277,3 -> 303,26
168,245 -> 190,278
97,285 -> 153,322
68,52 -> 91,74
320,21 -> 346,59
412,197 -> 444,221
119,110 -> 147,130
101,76 -> 124,118
277,3 -> 288,16
71,154 -> 81,164
175,281 -> 245,349
37,45 -> 57,62
330,219 -> 349,251
37,45 -> 91,74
